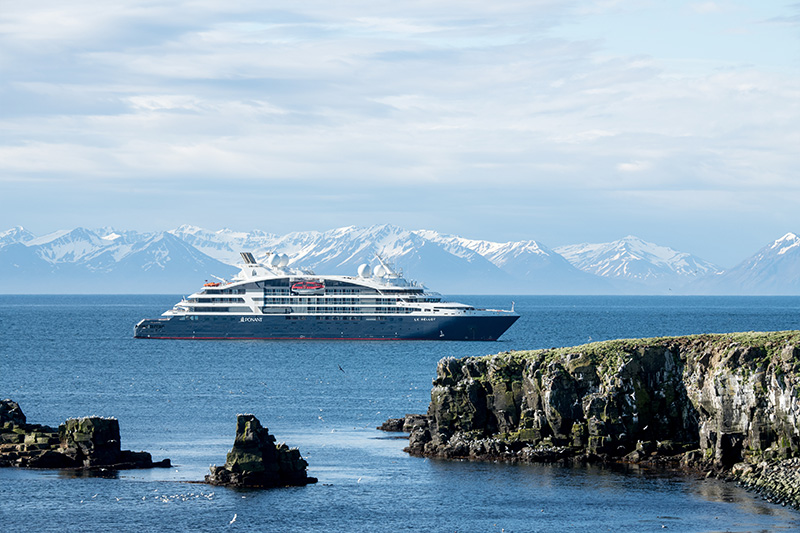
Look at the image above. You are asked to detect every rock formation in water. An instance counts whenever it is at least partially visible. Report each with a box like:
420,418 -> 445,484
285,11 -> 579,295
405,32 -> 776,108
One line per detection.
385,331 -> 800,507
0,399 -> 171,470
205,414 -> 317,488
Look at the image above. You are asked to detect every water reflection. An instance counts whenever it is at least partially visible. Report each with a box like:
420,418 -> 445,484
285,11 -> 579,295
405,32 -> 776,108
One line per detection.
57,469 -> 121,480
696,479 -> 792,517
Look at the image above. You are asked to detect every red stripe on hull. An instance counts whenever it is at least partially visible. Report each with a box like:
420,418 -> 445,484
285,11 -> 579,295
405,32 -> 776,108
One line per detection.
136,336 -> 410,341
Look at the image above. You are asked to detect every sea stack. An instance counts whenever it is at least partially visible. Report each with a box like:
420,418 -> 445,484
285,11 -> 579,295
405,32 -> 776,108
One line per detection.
205,414 -> 317,488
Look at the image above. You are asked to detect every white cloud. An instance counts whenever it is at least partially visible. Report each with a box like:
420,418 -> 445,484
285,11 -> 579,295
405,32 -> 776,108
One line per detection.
549,130 -> 618,144
127,95 -> 205,112
617,160 -> 651,172
1,0 -> 799,265
691,2 -> 725,14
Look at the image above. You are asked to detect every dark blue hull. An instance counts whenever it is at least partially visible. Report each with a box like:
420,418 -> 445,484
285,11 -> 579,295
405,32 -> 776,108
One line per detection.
134,313 -> 518,341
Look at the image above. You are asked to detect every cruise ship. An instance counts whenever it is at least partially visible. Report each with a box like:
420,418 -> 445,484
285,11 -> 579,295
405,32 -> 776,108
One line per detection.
134,252 -> 519,340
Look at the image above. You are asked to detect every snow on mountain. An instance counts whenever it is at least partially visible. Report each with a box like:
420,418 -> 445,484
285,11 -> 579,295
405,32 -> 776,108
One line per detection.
0,224 -> 518,294
0,226 -> 35,247
411,230 -> 501,262
175,223 -> 569,293
17,226 -> 160,269
416,231 -> 560,269
5,225 -> 800,295
414,230 -> 608,293
693,232 -> 800,295
771,232 -> 800,256
0,227 -> 235,293
170,224 -> 443,278
168,225 -> 278,264
260,224 -> 517,293
234,224 -> 610,293
31,227 -> 113,264
555,235 -> 721,291
102,232 -> 236,281
276,225 -> 419,270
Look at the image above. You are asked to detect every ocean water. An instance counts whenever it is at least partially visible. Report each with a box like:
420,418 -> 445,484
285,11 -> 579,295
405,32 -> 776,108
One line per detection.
2,294 -> 800,532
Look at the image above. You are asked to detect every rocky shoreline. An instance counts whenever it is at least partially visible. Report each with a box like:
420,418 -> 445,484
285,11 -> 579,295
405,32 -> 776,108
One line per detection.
0,399 -> 170,470
381,331 -> 800,509
732,458 -> 800,507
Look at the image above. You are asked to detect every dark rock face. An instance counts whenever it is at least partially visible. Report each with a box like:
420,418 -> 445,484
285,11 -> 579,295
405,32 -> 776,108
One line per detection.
0,401 -> 170,470
378,418 -> 405,432
205,414 -> 317,488
399,332 -> 800,506
1,399 -> 26,425
59,417 -> 122,467
377,414 -> 428,433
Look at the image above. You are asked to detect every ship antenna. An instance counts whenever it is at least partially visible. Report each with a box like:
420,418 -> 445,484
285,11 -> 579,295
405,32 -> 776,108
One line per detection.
375,252 -> 400,277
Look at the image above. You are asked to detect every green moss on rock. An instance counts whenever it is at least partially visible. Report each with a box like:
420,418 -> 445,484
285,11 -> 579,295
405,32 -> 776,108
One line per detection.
407,330 -> 800,483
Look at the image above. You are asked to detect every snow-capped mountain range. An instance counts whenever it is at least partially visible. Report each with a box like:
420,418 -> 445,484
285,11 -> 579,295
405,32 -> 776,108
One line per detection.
555,235 -> 722,291
0,227 -> 234,294
0,224 -> 798,294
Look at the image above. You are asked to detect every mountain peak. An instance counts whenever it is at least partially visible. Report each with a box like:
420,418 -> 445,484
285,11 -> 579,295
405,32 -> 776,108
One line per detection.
0,226 -> 36,246
173,224 -> 205,235
555,236 -> 720,288
1,225 -> 26,235
771,233 -> 800,255
695,232 -> 800,294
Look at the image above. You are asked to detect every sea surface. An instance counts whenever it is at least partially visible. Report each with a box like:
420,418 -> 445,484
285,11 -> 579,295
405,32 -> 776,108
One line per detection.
2,295 -> 800,532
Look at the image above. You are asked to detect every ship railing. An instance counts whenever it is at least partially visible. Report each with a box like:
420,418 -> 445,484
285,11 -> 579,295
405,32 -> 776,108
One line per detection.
476,308 -> 517,314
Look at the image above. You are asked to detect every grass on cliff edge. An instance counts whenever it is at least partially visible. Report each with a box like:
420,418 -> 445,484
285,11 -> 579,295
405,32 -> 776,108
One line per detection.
478,330 -> 800,367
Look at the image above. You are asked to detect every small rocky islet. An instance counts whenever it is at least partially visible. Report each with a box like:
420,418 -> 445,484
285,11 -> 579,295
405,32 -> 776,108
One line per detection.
381,331 -> 800,509
205,413 -> 317,488
0,399 -> 316,489
0,399 -> 170,470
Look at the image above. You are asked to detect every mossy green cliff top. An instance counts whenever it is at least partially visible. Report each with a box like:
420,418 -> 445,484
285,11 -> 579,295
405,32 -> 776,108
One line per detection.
404,331 -> 800,506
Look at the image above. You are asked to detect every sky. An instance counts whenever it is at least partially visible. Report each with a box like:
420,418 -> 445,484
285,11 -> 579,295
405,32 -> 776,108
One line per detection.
1,0 -> 799,268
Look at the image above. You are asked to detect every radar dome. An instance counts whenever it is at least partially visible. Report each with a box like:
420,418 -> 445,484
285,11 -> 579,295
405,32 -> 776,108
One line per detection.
357,264 -> 372,278
278,254 -> 290,267
269,254 -> 281,267
373,264 -> 386,278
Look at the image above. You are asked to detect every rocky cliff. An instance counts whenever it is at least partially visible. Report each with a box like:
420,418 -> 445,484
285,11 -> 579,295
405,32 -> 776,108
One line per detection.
399,331 -> 800,506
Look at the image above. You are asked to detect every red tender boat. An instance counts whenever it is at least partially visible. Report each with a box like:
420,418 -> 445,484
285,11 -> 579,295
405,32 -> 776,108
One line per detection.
291,281 -> 325,294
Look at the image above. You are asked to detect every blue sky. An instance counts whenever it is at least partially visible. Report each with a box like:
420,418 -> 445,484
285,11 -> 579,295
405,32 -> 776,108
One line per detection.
1,0 -> 799,267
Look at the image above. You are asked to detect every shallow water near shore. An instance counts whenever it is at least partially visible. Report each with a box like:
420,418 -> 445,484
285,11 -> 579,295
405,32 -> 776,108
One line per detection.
2,294 -> 800,532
